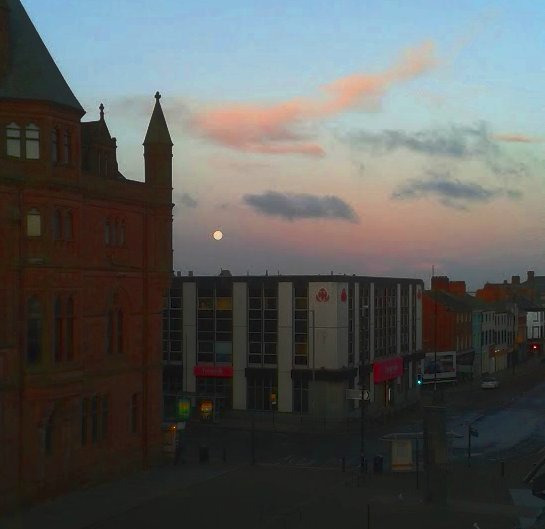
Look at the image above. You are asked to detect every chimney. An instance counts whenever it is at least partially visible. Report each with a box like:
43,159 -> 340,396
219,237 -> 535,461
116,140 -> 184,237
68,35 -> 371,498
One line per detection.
512,275 -> 520,285
449,281 -> 466,296
176,271 -> 181,277
528,271 -> 535,283
0,1 -> 10,79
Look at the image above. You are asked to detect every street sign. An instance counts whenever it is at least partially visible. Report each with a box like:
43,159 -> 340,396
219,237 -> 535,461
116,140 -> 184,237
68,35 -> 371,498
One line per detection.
346,389 -> 362,400
346,389 -> 370,401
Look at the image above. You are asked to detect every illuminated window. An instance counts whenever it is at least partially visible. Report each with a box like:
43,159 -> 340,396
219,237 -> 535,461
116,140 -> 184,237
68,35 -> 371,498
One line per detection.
25,123 -> 40,159
26,208 -> 41,237
6,122 -> 20,157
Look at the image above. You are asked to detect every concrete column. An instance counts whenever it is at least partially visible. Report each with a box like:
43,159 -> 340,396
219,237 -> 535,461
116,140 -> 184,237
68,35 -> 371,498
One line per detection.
278,282 -> 293,413
232,282 -> 247,410
369,282 -> 375,403
182,282 -> 196,393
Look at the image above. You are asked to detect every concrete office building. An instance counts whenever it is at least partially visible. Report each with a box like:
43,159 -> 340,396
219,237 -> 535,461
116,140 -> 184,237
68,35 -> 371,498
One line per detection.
162,272 -> 424,419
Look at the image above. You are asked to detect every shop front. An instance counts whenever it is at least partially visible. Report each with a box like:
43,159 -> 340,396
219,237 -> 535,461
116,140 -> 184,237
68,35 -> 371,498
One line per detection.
194,366 -> 233,415
373,356 -> 404,408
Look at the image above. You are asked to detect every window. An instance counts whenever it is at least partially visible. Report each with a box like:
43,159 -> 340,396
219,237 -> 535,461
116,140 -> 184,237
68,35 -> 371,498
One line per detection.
6,122 -> 21,157
105,220 -> 110,245
119,222 -> 125,246
54,296 -> 63,362
247,373 -> 277,411
51,128 -> 58,162
26,208 -> 42,237
44,413 -> 53,455
116,309 -> 123,353
25,123 -> 40,159
81,398 -> 88,445
66,297 -> 74,360
293,374 -> 309,413
91,396 -> 98,443
53,209 -> 62,240
131,393 -> 139,433
106,310 -> 114,354
64,211 -> 73,241
27,297 -> 42,364
101,395 -> 109,440
63,130 -> 71,163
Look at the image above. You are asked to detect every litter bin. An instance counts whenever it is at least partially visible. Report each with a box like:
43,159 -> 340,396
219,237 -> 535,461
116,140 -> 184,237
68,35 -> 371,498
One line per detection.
199,445 -> 209,463
373,455 -> 384,474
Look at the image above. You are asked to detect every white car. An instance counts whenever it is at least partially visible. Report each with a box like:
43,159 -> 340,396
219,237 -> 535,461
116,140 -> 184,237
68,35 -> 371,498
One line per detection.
481,376 -> 500,389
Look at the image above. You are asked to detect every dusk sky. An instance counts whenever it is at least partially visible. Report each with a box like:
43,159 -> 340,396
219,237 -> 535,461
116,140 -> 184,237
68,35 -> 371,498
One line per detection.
26,0 -> 545,289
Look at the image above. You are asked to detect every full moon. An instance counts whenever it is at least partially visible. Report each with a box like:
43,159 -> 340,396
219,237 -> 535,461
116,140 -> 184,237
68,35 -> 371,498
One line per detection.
213,230 -> 223,241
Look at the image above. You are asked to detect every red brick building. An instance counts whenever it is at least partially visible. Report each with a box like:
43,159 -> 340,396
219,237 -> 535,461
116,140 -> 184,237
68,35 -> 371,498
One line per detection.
422,277 -> 473,355
0,0 -> 173,511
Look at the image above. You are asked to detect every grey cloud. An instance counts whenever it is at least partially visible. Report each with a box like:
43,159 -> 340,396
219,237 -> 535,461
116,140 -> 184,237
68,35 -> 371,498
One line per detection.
392,170 -> 522,209
344,122 -> 530,179
243,191 -> 359,223
179,193 -> 198,208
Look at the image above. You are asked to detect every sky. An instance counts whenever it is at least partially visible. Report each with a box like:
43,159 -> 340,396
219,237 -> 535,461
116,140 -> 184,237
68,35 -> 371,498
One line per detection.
24,0 -> 545,289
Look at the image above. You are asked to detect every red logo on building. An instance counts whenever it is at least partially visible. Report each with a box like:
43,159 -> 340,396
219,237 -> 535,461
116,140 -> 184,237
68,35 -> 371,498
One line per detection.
316,288 -> 329,302
340,288 -> 347,303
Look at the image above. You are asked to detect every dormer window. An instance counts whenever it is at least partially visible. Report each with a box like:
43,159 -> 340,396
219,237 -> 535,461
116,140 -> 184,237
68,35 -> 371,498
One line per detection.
7,123 -> 21,157
25,124 -> 40,159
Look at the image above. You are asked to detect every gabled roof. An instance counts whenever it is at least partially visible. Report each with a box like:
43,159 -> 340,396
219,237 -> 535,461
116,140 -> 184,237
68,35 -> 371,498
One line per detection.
0,0 -> 84,114
144,92 -> 172,146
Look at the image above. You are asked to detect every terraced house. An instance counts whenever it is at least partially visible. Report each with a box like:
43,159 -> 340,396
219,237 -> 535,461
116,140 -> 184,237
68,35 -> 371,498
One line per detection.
0,0 -> 173,511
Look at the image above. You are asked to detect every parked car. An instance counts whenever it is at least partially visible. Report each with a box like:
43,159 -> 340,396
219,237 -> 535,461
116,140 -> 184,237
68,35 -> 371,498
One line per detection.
481,376 -> 500,389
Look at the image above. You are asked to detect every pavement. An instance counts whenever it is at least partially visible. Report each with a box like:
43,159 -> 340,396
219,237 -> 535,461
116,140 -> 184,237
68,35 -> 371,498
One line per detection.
4,356 -> 545,529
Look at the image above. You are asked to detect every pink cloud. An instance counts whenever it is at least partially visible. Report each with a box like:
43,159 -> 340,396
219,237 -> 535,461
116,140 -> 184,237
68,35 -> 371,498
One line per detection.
492,133 -> 545,144
190,41 -> 436,156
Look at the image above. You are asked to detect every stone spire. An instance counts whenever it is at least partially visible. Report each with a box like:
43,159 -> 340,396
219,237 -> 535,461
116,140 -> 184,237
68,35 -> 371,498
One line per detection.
143,91 -> 173,146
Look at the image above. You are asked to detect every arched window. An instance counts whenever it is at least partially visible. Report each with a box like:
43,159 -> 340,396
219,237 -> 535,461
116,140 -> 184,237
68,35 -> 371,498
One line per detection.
116,309 -> 123,353
26,208 -> 42,237
25,123 -> 40,160
111,220 -> 117,246
63,130 -> 71,163
64,211 -> 73,241
105,220 -> 110,245
106,309 -> 114,354
27,297 -> 42,364
53,209 -> 62,240
51,128 -> 59,163
54,296 -> 63,362
6,122 -> 21,157
66,296 -> 74,360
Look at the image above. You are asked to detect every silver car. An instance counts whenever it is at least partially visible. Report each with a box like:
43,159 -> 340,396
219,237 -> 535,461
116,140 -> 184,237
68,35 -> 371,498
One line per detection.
481,376 -> 500,389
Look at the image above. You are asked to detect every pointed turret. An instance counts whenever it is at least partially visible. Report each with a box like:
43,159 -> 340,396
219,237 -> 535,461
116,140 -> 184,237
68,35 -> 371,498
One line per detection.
0,0 -> 84,114
143,92 -> 173,195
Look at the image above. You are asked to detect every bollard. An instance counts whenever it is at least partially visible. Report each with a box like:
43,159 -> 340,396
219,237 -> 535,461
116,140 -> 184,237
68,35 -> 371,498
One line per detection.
367,503 -> 371,529
501,460 -> 505,477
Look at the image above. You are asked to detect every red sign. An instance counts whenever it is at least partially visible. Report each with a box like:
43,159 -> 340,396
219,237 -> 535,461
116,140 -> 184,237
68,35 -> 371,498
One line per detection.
373,357 -> 403,384
193,366 -> 233,378
340,288 -> 347,303
316,288 -> 329,302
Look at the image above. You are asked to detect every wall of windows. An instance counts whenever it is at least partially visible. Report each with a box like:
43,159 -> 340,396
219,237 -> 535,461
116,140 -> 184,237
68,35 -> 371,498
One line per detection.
348,283 -> 355,365
293,285 -> 308,366
81,394 -> 109,445
197,284 -> 232,364
196,377 -> 232,410
247,372 -> 277,411
163,287 -> 182,363
359,285 -> 370,364
374,285 -> 397,357
248,284 -> 278,365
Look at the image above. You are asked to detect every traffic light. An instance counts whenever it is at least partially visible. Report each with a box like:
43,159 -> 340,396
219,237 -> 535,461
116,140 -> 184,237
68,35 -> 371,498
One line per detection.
416,374 -> 423,386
